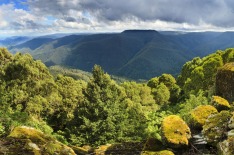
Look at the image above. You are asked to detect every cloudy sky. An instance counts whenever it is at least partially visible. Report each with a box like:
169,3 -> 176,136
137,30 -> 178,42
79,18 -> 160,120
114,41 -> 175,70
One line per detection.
1,0 -> 234,37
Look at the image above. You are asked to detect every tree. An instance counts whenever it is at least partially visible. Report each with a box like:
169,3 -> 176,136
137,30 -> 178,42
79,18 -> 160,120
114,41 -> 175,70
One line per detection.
69,65 -> 128,146
48,75 -> 86,131
152,83 -> 170,105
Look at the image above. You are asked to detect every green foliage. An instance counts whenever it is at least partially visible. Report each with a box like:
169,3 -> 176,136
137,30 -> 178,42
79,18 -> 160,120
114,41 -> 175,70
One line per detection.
177,49 -> 233,97
69,65 -> 145,146
49,75 -> 86,131
122,81 -> 157,113
152,83 -> 170,105
145,111 -> 172,141
1,47 -> 234,154
148,74 -> 181,104
179,91 -> 208,123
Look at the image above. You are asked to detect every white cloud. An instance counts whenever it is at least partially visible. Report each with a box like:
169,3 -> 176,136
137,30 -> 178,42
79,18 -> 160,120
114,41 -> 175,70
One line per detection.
1,0 -> 234,36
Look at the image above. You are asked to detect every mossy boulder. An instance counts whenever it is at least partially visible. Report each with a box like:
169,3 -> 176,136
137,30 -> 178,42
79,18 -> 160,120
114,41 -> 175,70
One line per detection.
141,150 -> 174,155
216,63 -> 234,103
211,96 -> 231,111
2,126 -> 76,155
202,111 -> 232,145
191,105 -> 218,128
228,112 -> 234,129
161,115 -> 191,148
218,136 -> 234,155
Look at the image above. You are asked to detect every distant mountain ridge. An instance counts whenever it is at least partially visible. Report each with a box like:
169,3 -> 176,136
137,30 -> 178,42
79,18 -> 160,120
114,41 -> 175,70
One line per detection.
6,30 -> 234,79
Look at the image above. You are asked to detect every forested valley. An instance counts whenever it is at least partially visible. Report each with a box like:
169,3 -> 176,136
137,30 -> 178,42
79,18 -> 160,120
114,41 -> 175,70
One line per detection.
0,47 -> 234,155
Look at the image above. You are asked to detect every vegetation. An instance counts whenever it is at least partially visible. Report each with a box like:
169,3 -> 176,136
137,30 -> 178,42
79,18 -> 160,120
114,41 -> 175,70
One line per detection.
0,47 -> 234,154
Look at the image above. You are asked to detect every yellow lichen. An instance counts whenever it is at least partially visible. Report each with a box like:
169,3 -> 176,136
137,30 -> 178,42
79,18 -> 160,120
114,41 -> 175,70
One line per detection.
9,126 -> 47,143
212,96 -> 231,111
191,105 -> 218,127
141,150 -> 174,155
7,126 -> 76,155
161,115 -> 191,148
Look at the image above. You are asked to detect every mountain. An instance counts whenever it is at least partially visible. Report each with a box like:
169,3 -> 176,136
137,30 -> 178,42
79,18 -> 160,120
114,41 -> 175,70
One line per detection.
0,36 -> 31,46
8,30 -> 234,79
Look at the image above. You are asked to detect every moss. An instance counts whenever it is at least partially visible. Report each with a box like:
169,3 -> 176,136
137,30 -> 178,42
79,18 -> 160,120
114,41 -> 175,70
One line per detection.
9,126 -> 48,143
216,63 -> 234,103
141,150 -> 174,155
202,111 -> 232,145
218,136 -> 234,155
191,105 -> 218,128
5,126 -> 76,155
212,96 -> 231,111
228,113 -> 234,129
161,115 -> 191,148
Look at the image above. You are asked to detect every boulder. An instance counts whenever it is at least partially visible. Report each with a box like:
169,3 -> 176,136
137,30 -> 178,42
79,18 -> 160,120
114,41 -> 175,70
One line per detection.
141,150 -> 174,155
218,136 -> 234,155
191,105 -> 218,128
211,96 -> 231,111
202,111 -> 232,145
1,126 -> 76,155
216,63 -> 234,103
161,115 -> 191,148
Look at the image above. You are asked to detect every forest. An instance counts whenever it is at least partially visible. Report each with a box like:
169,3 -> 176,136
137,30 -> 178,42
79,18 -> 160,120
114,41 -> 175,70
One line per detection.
0,47 -> 234,154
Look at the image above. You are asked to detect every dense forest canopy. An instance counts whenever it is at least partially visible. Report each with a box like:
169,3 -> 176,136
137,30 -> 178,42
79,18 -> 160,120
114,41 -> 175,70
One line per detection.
0,47 -> 234,154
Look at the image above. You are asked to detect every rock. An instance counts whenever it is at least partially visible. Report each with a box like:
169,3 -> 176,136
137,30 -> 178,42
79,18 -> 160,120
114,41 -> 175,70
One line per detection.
141,150 -> 174,155
211,96 -> 231,111
192,133 -> 207,145
191,105 -> 218,128
1,126 -> 76,155
218,136 -> 234,155
143,138 -> 166,151
228,112 -> 234,129
161,115 -> 191,148
216,62 -> 234,103
202,111 -> 232,146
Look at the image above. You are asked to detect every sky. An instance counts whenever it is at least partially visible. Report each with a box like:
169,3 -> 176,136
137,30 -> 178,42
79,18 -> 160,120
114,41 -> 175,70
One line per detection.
1,0 -> 234,37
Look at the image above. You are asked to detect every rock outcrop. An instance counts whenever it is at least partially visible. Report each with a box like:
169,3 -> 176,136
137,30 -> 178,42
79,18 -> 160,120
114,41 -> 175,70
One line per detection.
216,63 -> 234,103
0,126 -> 76,155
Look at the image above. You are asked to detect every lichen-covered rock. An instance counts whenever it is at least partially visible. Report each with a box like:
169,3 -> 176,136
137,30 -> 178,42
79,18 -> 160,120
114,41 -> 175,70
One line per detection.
161,115 -> 191,148
218,136 -> 234,155
211,96 -> 231,111
228,113 -> 234,129
202,111 -> 232,145
141,150 -> 174,155
191,105 -> 218,128
2,126 -> 76,155
216,63 -> 234,103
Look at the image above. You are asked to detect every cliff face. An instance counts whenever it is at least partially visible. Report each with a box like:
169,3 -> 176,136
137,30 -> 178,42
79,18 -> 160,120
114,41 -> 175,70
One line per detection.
216,63 -> 234,103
